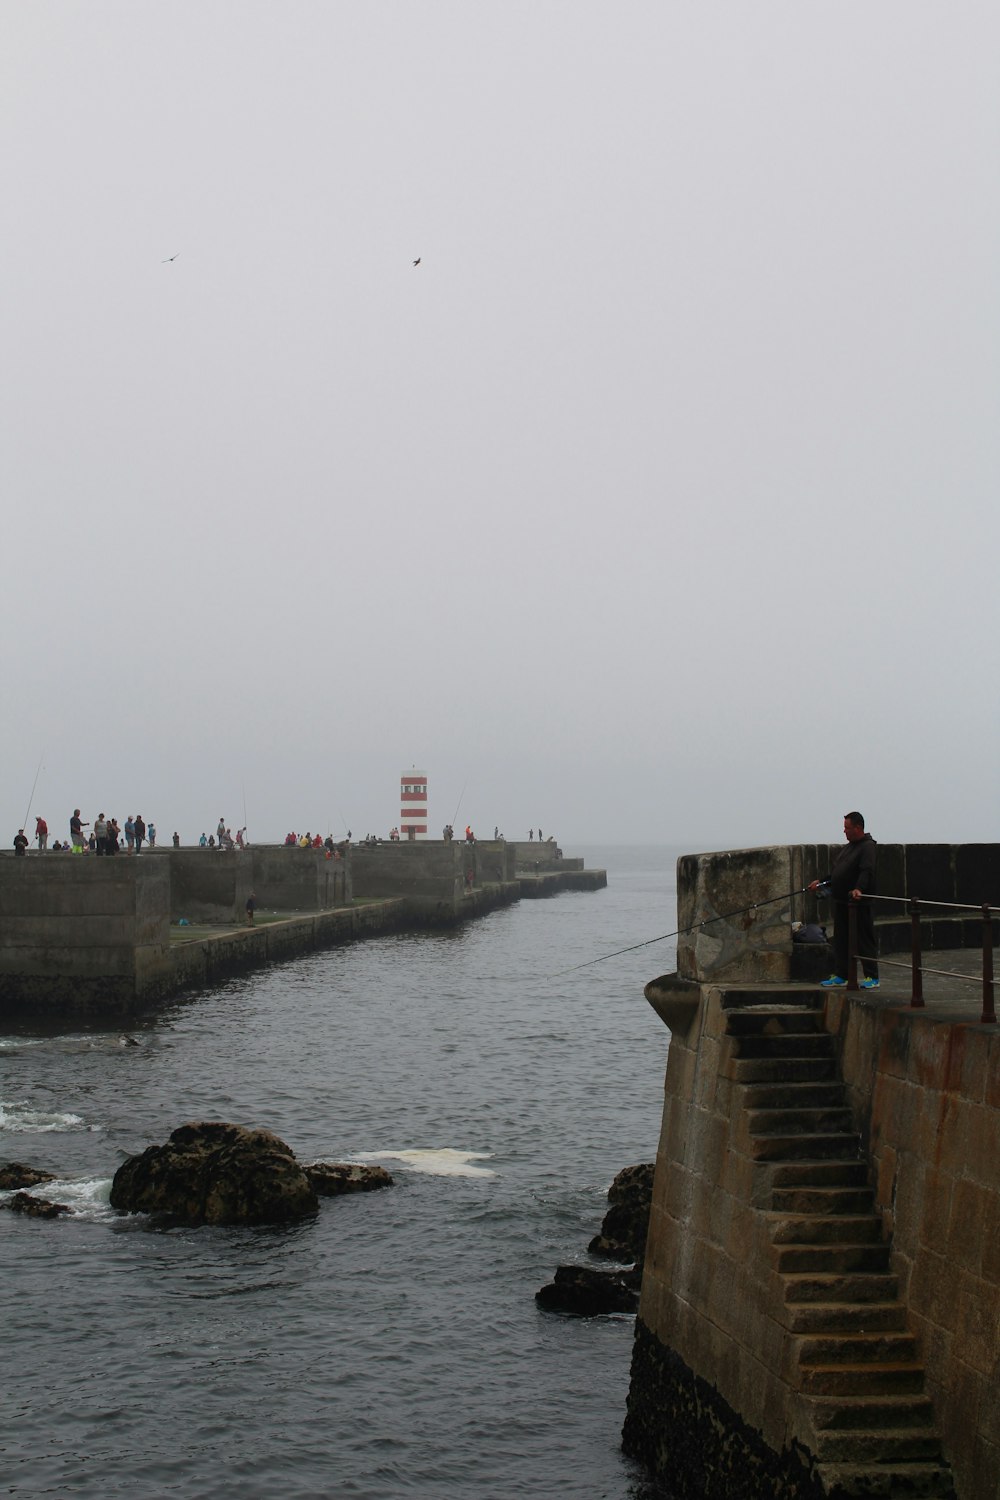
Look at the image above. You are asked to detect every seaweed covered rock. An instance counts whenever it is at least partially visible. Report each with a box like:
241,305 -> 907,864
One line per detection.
2,1191 -> 70,1218
588,1162 -> 654,1265
305,1162 -> 394,1196
110,1122 -> 318,1226
0,1163 -> 56,1191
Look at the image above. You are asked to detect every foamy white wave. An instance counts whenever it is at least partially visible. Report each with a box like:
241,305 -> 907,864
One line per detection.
0,1101 -> 87,1133
360,1149 -> 496,1178
0,1175 -> 115,1221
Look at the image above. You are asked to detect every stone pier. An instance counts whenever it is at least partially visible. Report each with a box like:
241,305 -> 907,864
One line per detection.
624,843 -> 999,1500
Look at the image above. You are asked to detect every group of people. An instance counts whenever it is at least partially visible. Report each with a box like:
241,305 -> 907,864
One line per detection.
281,832 -> 347,856
198,821 -> 248,850
14,811 -> 157,856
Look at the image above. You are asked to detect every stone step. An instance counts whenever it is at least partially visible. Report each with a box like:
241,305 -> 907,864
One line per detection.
751,1132 -> 862,1163
806,1395 -> 935,1431
728,1057 -> 837,1085
749,1106 -> 855,1136
812,1428 -> 943,1464
733,1034 -> 836,1059
766,1160 -> 870,1190
801,1362 -> 926,1397
776,1242 -> 891,1275
799,1331 -> 917,1366
814,1460 -> 956,1498
784,1272 -> 900,1305
743,1081 -> 848,1111
725,1009 -> 827,1036
783,1300 -> 908,1335
771,1186 -> 875,1215
768,1213 -> 884,1246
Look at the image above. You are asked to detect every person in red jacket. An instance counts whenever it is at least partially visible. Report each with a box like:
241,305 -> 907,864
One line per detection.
35,816 -> 48,852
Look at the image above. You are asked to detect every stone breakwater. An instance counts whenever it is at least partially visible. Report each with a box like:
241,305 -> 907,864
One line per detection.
625,841 -> 1000,1500
0,840 -> 606,1019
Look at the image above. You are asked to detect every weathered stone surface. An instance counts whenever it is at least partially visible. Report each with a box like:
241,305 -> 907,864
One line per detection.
624,1321 -> 829,1500
109,1121 -> 318,1226
2,1191 -> 70,1218
588,1162 -> 654,1265
0,1162 -> 56,1190
305,1162 -> 394,1195
536,1264 -> 640,1316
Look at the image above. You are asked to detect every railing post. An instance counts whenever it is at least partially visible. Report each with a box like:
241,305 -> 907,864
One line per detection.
847,901 -> 859,992
910,899 -> 925,1008
981,904 -> 995,1025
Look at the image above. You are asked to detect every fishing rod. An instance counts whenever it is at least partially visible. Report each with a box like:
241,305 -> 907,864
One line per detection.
22,752 -> 44,831
451,778 -> 468,829
549,887 -> 810,977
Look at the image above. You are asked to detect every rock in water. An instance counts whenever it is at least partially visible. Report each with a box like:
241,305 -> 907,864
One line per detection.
109,1122 -> 318,1226
535,1264 -> 640,1316
0,1163 -> 57,1191
587,1162 -> 654,1265
2,1192 -> 70,1218
305,1162 -> 394,1196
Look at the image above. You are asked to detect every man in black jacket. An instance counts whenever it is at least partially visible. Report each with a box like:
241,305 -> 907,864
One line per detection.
809,811 -> 879,989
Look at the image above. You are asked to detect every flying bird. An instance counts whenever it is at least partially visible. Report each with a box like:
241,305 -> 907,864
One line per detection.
412,257 -> 421,267
162,254 -> 179,263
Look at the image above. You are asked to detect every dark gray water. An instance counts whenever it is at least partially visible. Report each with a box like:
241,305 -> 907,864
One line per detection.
0,846 -> 678,1498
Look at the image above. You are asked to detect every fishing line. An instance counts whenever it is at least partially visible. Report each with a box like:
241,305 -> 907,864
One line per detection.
548,888 -> 809,977
451,778 -> 468,829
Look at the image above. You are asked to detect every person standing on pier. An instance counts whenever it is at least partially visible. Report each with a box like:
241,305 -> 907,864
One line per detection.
133,814 -> 146,854
13,829 -> 29,856
70,809 -> 88,853
809,811 -> 879,989
35,816 -> 47,852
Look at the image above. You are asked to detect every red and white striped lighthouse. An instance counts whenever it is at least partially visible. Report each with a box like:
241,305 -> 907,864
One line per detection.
400,769 -> 428,841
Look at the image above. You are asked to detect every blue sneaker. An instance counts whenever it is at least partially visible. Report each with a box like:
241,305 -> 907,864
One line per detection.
861,977 -> 880,990
820,975 -> 847,988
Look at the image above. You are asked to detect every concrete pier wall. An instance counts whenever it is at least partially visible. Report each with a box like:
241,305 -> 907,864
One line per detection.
677,842 -> 999,985
0,857 -> 171,1017
169,851 -> 255,924
824,987 -> 1000,1497
250,845 -> 352,911
351,841 -> 467,913
0,837 -> 598,1017
626,842 -> 1000,1499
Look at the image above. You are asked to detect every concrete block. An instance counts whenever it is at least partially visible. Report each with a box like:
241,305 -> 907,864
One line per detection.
946,1179 -> 988,1275
907,1018 -> 954,1090
954,844 -> 1000,908
905,844 -> 957,904
908,1249 -> 959,1333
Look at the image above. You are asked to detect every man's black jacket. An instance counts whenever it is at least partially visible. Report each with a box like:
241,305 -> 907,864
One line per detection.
829,833 -> 877,900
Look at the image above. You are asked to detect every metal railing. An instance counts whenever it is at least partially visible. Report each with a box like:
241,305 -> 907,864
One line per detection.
847,895 -> 999,1023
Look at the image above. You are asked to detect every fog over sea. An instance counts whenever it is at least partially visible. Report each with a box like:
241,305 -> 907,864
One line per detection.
0,846 -> 679,1499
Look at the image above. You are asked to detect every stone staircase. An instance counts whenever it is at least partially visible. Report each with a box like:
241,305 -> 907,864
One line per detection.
724,996 -> 956,1499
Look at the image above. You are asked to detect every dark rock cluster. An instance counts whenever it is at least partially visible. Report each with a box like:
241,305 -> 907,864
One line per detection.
2,1126 -> 394,1230
110,1122 -> 395,1226
2,1191 -> 70,1219
536,1162 -> 654,1317
0,1163 -> 56,1191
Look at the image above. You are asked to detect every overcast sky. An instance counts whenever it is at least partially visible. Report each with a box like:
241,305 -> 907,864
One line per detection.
3,3 -> 997,850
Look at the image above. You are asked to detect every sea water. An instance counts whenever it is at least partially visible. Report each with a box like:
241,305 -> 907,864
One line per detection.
0,845 -> 680,1498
